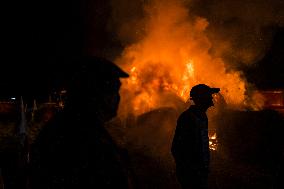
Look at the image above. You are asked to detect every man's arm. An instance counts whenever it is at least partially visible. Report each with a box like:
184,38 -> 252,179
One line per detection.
171,113 -> 198,163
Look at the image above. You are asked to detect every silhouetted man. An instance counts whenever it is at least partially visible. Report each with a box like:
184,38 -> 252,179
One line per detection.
171,84 -> 220,189
29,56 -> 129,189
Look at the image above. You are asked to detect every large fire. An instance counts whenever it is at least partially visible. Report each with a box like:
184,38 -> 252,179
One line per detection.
116,0 -> 246,117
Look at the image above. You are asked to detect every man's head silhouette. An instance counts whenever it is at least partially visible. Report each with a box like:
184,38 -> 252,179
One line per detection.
65,56 -> 129,122
190,84 -> 220,109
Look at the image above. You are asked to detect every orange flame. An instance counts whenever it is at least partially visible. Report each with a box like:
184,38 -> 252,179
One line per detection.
116,0 -> 246,117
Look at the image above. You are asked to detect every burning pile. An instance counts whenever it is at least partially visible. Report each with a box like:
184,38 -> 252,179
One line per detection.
116,0 -> 247,117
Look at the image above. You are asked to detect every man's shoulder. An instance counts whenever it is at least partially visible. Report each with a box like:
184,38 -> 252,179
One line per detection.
32,112 -> 72,146
179,107 -> 196,118
177,107 -> 197,126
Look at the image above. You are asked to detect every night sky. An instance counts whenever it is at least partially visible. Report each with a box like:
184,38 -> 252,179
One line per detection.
1,0 -> 116,98
1,0 -> 284,99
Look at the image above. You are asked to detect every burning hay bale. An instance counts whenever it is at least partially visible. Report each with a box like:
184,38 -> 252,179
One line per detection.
215,109 -> 284,169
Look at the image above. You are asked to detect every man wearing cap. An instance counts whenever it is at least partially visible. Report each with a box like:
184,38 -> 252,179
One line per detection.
171,84 -> 220,189
30,56 -> 130,189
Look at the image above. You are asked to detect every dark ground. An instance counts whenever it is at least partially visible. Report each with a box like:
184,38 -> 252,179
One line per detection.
108,108 -> 284,189
0,107 -> 283,188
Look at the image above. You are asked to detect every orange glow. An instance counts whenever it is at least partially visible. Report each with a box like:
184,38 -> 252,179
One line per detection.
209,130 -> 218,151
116,0 -> 246,117
246,91 -> 265,110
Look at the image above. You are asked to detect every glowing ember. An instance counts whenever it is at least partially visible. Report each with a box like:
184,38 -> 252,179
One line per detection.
116,0 -> 247,117
209,130 -> 218,151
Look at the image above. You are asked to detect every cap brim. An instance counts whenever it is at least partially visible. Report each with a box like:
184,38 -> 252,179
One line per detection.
100,63 -> 129,78
109,62 -> 129,78
210,88 -> 220,94
118,70 -> 129,78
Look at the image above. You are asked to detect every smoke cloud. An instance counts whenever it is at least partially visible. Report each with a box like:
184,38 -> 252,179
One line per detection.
110,0 -> 284,65
104,1 -> 284,187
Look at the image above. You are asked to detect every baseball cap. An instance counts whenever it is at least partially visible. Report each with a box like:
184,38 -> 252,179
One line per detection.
76,56 -> 129,79
190,84 -> 220,98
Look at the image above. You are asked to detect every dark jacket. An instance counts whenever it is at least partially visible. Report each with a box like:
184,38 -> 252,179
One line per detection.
29,111 -> 129,189
171,105 -> 210,170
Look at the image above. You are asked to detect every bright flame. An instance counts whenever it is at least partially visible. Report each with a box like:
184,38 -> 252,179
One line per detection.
210,133 -> 217,140
117,0 -> 246,117
209,131 -> 218,151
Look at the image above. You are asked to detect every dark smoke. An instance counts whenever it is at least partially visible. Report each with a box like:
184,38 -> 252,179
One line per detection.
105,1 -> 284,188
109,0 -> 284,66
186,0 -> 284,66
